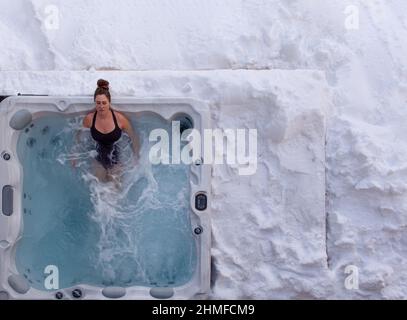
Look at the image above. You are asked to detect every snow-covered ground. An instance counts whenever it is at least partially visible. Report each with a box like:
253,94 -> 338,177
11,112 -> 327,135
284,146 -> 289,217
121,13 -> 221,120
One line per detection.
1,0 -> 407,299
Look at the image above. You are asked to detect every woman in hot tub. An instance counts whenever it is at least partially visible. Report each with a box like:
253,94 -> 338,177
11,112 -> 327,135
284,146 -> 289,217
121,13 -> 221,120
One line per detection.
73,79 -> 140,187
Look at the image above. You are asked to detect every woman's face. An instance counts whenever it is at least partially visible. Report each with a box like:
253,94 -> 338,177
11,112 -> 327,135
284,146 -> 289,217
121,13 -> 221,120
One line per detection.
95,94 -> 110,112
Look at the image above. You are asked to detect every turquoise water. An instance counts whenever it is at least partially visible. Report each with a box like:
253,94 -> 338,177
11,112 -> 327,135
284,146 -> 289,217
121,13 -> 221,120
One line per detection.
15,111 -> 196,290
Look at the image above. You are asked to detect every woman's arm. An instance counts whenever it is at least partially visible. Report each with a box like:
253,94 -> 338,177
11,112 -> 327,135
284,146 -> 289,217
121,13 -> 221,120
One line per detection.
71,114 -> 91,167
75,114 -> 91,144
119,113 -> 140,159
83,113 -> 92,129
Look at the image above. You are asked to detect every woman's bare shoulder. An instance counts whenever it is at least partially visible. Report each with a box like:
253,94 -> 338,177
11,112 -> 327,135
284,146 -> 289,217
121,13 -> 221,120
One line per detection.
114,111 -> 130,128
83,112 -> 95,128
114,110 -> 128,120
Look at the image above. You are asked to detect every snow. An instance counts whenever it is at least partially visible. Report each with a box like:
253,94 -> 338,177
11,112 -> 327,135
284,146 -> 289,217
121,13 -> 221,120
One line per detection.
1,0 -> 407,299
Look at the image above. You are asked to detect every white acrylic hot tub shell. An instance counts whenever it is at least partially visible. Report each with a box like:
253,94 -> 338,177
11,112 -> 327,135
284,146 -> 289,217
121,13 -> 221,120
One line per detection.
0,96 -> 211,300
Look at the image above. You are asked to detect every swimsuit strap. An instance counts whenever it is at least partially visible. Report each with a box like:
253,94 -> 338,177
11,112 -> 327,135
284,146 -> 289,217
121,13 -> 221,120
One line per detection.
111,109 -> 120,129
91,110 -> 98,128
92,109 -> 119,130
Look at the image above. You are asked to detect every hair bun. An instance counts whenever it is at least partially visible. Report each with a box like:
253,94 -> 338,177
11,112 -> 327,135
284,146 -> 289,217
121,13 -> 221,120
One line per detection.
97,79 -> 109,90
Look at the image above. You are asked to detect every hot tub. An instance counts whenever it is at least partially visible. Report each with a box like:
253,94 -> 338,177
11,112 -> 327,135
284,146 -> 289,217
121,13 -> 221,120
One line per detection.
0,96 -> 211,300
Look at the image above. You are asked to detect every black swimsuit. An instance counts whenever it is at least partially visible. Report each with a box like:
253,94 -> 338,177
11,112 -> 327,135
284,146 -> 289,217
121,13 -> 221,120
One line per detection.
91,109 -> 122,169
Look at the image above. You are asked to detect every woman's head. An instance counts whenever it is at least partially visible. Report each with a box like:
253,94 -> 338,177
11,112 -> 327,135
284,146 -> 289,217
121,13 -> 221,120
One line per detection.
94,79 -> 111,111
